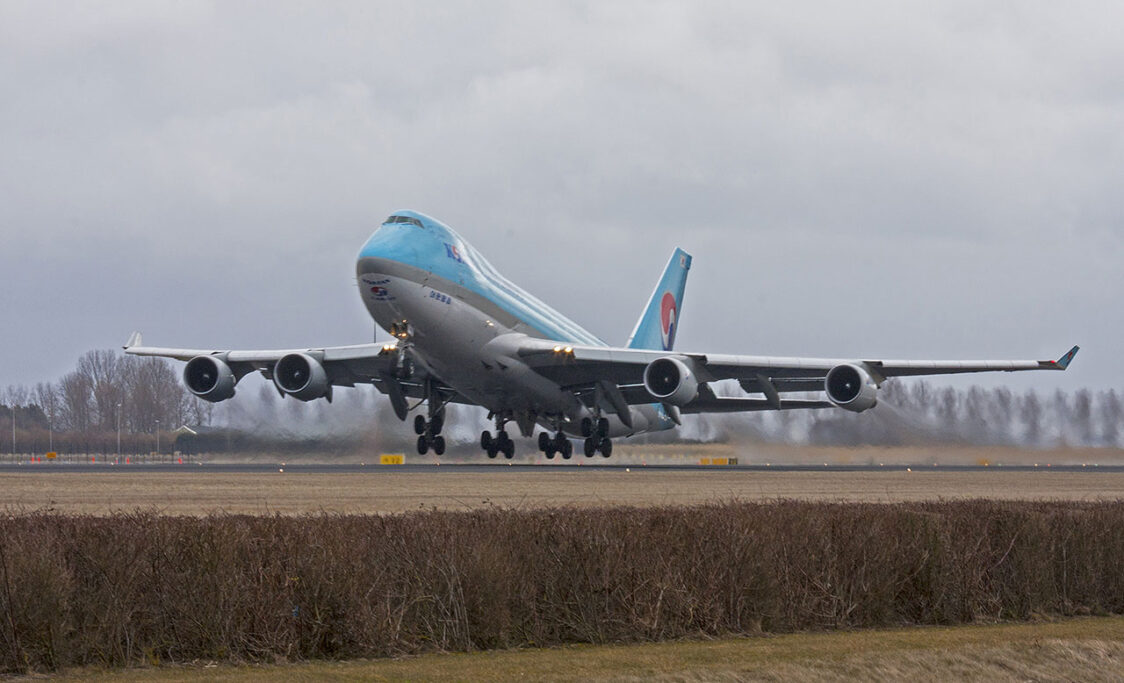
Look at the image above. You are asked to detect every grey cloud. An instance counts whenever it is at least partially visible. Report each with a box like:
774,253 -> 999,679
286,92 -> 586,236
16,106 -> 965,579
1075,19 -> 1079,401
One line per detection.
1,1 -> 1119,392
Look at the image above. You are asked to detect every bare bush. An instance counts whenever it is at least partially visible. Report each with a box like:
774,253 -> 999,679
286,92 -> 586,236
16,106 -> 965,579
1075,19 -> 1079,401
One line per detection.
1,500 -> 1123,672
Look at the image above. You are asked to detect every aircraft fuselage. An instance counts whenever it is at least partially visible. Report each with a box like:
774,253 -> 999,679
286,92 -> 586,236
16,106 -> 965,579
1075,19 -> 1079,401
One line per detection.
356,211 -> 673,438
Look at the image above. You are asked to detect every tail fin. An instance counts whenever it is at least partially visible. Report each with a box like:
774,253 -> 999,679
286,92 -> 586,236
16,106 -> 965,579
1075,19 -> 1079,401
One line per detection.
627,248 -> 692,351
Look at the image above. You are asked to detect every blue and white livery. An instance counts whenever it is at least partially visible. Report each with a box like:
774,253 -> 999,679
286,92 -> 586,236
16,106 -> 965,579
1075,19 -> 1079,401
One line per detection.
126,210 -> 1079,459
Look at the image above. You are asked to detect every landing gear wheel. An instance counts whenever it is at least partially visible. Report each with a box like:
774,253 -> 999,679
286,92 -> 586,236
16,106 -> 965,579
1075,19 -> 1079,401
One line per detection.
433,435 -> 446,456
498,432 -> 514,459
600,438 -> 612,458
481,431 -> 493,450
584,438 -> 597,457
560,439 -> 573,459
580,417 -> 593,438
414,415 -> 426,435
416,435 -> 429,455
486,446 -> 498,459
597,418 -> 610,438
545,449 -> 556,460
431,413 -> 444,435
538,433 -> 550,452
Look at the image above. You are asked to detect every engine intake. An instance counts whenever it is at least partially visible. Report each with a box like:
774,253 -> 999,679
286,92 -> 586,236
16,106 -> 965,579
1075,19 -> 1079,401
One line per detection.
824,363 -> 878,413
184,356 -> 236,402
274,353 -> 331,401
643,356 -> 700,407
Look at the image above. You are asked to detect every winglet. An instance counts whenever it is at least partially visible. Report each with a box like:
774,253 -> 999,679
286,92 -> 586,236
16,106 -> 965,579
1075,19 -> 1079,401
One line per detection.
124,331 -> 142,350
1054,345 -> 1079,370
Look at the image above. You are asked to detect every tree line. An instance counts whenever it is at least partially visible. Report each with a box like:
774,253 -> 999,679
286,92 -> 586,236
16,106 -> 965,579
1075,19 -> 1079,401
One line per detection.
1,350 -> 211,455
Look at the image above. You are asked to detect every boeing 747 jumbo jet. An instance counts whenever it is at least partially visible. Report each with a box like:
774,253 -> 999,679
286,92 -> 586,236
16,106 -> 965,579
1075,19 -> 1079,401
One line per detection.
125,210 -> 1079,459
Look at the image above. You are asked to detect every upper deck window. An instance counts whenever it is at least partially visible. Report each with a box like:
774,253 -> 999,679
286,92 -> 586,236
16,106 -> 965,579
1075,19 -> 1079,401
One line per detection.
385,215 -> 424,227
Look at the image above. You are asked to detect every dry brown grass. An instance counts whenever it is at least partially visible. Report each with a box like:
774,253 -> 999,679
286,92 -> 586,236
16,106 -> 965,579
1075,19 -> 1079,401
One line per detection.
51,617 -> 1124,681
2,467 -> 1124,516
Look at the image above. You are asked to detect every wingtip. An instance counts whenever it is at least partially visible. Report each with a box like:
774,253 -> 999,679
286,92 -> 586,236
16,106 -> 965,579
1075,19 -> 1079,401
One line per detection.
1055,345 -> 1079,370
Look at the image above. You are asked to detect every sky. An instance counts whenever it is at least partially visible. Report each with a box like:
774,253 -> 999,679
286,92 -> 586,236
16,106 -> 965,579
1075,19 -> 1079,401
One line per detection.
1,1 -> 1120,393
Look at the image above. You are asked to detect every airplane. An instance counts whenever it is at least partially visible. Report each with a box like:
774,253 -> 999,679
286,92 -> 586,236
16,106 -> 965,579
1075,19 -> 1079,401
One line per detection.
125,210 -> 1079,459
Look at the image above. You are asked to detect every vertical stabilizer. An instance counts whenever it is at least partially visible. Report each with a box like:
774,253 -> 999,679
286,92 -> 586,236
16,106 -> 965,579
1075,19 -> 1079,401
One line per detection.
627,248 -> 692,351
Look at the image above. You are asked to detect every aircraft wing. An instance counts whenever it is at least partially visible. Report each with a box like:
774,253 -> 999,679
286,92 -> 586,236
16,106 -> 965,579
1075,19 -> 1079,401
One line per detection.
124,332 -> 393,386
122,332 -> 471,411
518,337 -> 1079,407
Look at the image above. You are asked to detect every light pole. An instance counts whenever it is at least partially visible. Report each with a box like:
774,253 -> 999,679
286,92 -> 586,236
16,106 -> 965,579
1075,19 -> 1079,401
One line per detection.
155,419 -> 160,458
10,404 -> 14,462
116,402 -> 122,458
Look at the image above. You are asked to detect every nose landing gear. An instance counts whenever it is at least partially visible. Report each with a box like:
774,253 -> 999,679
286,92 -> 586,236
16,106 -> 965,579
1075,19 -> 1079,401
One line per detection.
414,382 -> 448,456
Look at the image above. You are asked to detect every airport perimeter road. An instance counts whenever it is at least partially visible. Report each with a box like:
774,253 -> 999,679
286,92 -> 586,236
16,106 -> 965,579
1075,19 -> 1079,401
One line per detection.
2,465 -> 1124,515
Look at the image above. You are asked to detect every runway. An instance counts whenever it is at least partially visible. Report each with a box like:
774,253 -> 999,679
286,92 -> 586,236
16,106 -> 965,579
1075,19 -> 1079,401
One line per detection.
2,462 -> 1124,474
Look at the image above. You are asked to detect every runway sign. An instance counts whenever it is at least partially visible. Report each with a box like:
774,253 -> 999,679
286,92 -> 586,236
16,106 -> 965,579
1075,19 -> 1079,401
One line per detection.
700,457 -> 738,466
380,454 -> 405,465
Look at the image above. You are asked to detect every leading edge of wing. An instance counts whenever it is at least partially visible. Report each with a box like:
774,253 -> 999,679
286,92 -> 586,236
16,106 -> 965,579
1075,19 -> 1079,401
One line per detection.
123,331 -> 391,363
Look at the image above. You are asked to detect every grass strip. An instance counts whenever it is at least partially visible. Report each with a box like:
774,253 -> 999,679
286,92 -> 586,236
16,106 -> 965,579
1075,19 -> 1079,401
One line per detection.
55,616 -> 1124,682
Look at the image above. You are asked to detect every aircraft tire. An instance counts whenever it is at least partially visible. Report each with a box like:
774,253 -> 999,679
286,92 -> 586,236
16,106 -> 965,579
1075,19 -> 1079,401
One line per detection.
545,449 -> 555,460
499,432 -> 514,459
600,438 -> 612,458
414,415 -> 426,435
433,436 -> 446,456
431,414 -> 444,435
481,431 -> 493,450
538,432 -> 550,452
597,418 -> 610,438
560,439 -> 573,459
583,438 -> 596,457
580,417 -> 593,438
416,435 -> 429,455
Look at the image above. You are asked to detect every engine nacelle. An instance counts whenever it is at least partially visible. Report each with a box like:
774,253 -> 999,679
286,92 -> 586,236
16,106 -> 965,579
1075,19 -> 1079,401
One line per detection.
824,363 -> 879,413
643,356 -> 700,407
274,353 -> 331,401
183,356 -> 236,402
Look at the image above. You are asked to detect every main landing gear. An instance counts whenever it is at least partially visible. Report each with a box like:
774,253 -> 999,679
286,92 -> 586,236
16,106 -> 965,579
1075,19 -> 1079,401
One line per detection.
580,416 -> 613,458
538,431 -> 573,459
481,413 -> 515,459
415,412 -> 446,455
481,429 -> 514,459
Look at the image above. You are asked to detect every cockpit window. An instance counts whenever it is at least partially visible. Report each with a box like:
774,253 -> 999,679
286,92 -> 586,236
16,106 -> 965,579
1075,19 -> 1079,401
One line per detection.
385,215 -> 424,227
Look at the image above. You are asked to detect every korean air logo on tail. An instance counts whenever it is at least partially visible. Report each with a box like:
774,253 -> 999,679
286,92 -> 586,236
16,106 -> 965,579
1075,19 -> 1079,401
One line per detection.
659,292 -> 677,351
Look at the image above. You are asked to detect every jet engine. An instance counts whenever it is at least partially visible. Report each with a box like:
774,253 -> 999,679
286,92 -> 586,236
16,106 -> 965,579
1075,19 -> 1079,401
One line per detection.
274,353 -> 331,401
643,356 -> 699,406
184,356 -> 237,402
824,363 -> 878,412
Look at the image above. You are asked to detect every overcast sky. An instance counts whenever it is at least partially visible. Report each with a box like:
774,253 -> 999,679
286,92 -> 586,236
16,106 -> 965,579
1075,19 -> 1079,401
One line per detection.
1,1 -> 1120,393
